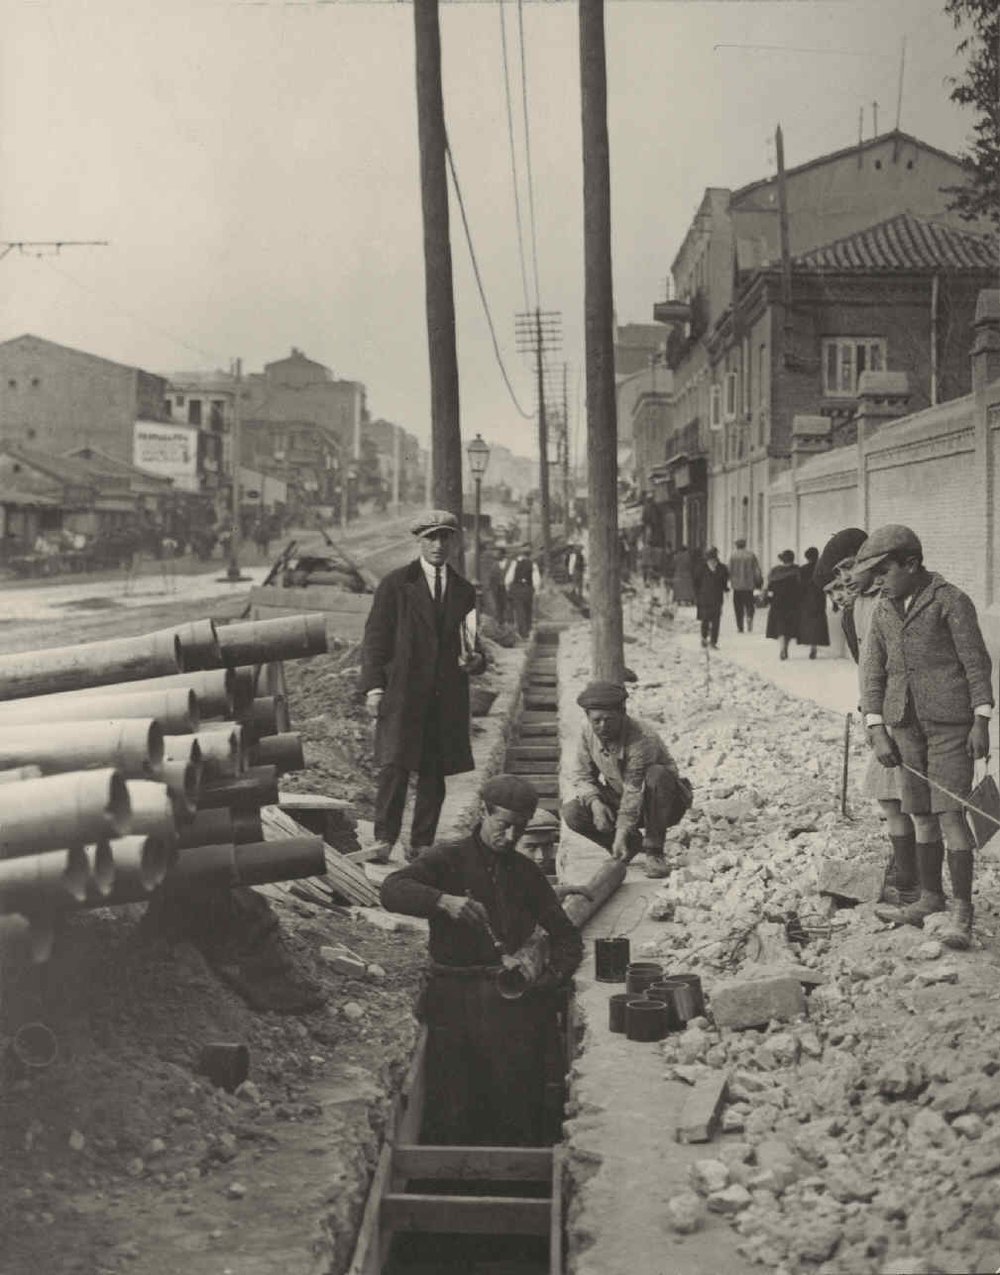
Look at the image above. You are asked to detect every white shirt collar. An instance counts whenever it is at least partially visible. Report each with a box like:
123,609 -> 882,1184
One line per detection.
419,557 -> 446,596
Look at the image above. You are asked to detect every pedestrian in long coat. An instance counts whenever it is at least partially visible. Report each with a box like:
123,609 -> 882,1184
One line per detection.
361,510 -> 485,862
672,545 -> 695,605
765,549 -> 802,659
797,546 -> 830,658
693,547 -> 729,648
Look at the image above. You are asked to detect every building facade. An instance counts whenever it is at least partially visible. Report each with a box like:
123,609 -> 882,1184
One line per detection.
243,348 -> 365,461
648,131 -> 989,560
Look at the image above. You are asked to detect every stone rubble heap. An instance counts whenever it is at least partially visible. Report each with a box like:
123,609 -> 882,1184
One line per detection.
596,616 -> 1000,1275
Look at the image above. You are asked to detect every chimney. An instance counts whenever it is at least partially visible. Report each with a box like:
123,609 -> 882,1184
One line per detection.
855,370 -> 910,441
971,289 -> 1000,393
790,414 -> 832,467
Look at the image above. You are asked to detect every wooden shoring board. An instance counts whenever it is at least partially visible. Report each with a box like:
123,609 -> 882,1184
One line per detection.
347,1026 -> 428,1275
393,1145 -> 552,1182
550,1145 -> 565,1275
380,1194 -> 551,1236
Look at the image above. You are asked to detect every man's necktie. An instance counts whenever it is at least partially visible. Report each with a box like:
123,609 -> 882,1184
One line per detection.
434,566 -> 443,611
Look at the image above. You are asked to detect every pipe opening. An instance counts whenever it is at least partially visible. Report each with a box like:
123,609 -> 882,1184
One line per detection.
105,772 -> 131,836
145,721 -> 165,773
82,843 -> 114,899
138,836 -> 170,891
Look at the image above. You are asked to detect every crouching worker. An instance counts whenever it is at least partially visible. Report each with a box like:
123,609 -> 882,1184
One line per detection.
561,680 -> 691,880
857,525 -> 993,950
380,775 -> 583,1146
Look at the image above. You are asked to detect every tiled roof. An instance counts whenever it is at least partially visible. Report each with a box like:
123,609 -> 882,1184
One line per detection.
795,212 -> 997,272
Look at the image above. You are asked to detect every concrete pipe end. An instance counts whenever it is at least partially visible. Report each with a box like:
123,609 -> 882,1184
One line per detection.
84,842 -> 115,899
139,836 -> 171,891
145,721 -> 165,775
105,771 -> 131,837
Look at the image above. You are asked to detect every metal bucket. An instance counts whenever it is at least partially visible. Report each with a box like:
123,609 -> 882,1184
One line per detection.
594,936 -> 630,983
608,992 -> 631,1033
657,973 -> 705,1024
626,997 -> 670,1042
625,961 -> 663,996
646,982 -> 684,1031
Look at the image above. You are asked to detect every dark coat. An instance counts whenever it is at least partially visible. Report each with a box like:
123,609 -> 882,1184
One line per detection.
860,571 -> 994,726
693,561 -> 729,618
360,559 -> 482,775
672,548 -> 695,604
765,563 -> 802,639
798,564 -> 830,646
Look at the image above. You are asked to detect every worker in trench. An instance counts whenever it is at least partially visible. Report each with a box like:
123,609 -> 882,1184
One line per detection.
379,775 -> 584,1147
561,680 -> 692,879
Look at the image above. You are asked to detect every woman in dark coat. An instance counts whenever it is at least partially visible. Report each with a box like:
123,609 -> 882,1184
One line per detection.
693,547 -> 729,648
797,545 -> 830,659
672,545 -> 695,606
765,549 -> 802,660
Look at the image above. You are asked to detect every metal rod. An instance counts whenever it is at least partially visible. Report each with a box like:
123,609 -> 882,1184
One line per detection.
840,712 -> 852,817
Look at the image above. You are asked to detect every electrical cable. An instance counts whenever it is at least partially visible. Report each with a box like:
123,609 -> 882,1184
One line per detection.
498,0 -> 532,315
515,0 -> 542,309
444,137 -> 533,420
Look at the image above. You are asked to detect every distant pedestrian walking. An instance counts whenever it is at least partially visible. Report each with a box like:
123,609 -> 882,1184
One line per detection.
506,546 -> 541,639
485,546 -> 509,626
797,546 -> 830,659
693,547 -> 729,649
728,538 -> 763,633
765,550 -> 802,660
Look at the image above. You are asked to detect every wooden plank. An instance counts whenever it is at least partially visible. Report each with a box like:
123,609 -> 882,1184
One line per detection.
393,1145 -> 552,1182
506,746 -> 560,761
550,1145 -> 565,1274
381,1194 -> 550,1236
675,1070 -> 730,1144
347,1027 -> 428,1275
507,759 -> 560,776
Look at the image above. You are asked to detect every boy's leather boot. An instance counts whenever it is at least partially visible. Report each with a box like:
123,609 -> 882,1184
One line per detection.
878,833 -> 919,906
875,840 -> 945,925
940,900 -> 973,950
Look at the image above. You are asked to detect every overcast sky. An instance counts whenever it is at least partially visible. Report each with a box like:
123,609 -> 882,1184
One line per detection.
0,0 -> 983,463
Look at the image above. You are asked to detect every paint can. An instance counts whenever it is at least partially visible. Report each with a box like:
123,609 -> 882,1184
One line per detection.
646,983 -> 684,1032
625,961 -> 663,996
608,992 -> 631,1033
594,936 -> 630,983
626,997 -> 670,1042
197,1043 -> 250,1093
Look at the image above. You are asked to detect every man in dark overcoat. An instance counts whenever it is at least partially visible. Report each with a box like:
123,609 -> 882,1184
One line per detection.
361,510 -> 485,862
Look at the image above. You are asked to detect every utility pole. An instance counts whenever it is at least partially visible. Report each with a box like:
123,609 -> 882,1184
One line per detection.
516,309 -> 561,577
579,0 -> 624,681
413,0 -> 463,521
226,358 -> 247,582
392,425 -> 402,512
562,361 -> 572,536
776,124 -> 793,356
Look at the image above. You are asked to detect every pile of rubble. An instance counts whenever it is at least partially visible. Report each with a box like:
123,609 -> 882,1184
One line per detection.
603,620 -> 1000,1274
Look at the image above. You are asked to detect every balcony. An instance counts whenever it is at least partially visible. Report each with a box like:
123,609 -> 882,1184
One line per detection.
665,418 -> 705,463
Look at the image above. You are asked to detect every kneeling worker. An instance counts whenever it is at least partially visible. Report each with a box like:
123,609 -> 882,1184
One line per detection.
562,681 -> 689,879
380,775 -> 583,1147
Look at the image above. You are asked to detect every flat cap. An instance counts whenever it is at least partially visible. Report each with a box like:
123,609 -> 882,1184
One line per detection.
576,680 -> 628,711
481,774 -> 538,820
853,524 -> 922,574
410,509 -> 459,537
814,527 -> 867,590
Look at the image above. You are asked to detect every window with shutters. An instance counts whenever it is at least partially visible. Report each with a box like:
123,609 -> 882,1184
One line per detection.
821,338 -> 886,397
710,384 -> 722,430
724,371 -> 738,421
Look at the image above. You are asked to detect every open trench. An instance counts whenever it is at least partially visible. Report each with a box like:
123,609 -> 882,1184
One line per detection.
348,627 -> 579,1275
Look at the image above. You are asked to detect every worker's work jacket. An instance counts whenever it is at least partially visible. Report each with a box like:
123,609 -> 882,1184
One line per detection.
569,715 -> 678,836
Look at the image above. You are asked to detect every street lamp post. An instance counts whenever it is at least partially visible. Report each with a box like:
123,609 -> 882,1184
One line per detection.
466,433 -> 490,585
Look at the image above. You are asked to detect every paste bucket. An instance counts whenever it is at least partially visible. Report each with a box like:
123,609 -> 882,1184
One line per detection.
626,997 -> 669,1042
594,936 -> 630,983
646,983 -> 684,1032
608,992 -> 631,1033
625,961 -> 663,996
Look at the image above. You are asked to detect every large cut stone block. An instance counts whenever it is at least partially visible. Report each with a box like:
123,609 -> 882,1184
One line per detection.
709,976 -> 806,1030
817,859 -> 884,904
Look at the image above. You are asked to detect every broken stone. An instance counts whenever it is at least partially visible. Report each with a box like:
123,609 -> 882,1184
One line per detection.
319,945 -> 367,977
689,1159 -> 729,1196
68,1130 -> 85,1153
342,1002 -> 365,1021
826,1168 -> 877,1203
915,940 -> 943,961
914,965 -> 959,986
710,977 -> 805,1030
952,1113 -> 985,1140
876,1059 -> 927,1099
666,1191 -> 704,1234
706,1184 -> 753,1214
756,1031 -> 799,1069
366,963 -> 387,981
794,1222 -> 842,1264
226,1182 -> 247,1200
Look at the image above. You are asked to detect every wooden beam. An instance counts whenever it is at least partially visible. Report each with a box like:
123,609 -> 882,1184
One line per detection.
393,1145 -> 552,1181
550,1145 -> 566,1274
381,1194 -> 551,1236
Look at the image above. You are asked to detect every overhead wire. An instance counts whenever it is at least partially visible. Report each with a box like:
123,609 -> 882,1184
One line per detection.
444,135 -> 533,420
498,0 -> 532,315
515,0 -> 542,309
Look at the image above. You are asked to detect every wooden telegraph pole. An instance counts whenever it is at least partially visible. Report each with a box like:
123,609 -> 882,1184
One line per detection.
579,0 -> 624,681
413,0 -> 463,521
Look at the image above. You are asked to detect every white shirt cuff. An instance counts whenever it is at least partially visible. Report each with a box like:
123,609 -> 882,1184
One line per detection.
366,688 -> 384,699
865,714 -> 884,727
974,705 -> 993,719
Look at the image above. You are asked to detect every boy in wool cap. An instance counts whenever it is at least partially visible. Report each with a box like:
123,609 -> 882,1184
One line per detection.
857,525 -> 993,949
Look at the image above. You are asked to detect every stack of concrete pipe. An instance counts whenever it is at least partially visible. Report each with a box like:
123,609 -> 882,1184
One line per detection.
0,614 -> 341,965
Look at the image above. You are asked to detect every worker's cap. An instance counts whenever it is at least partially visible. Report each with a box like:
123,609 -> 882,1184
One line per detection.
410,509 -> 459,538
851,524 -> 922,579
519,808 -> 561,844
814,528 -> 867,590
481,774 -> 538,821
576,680 -> 628,711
